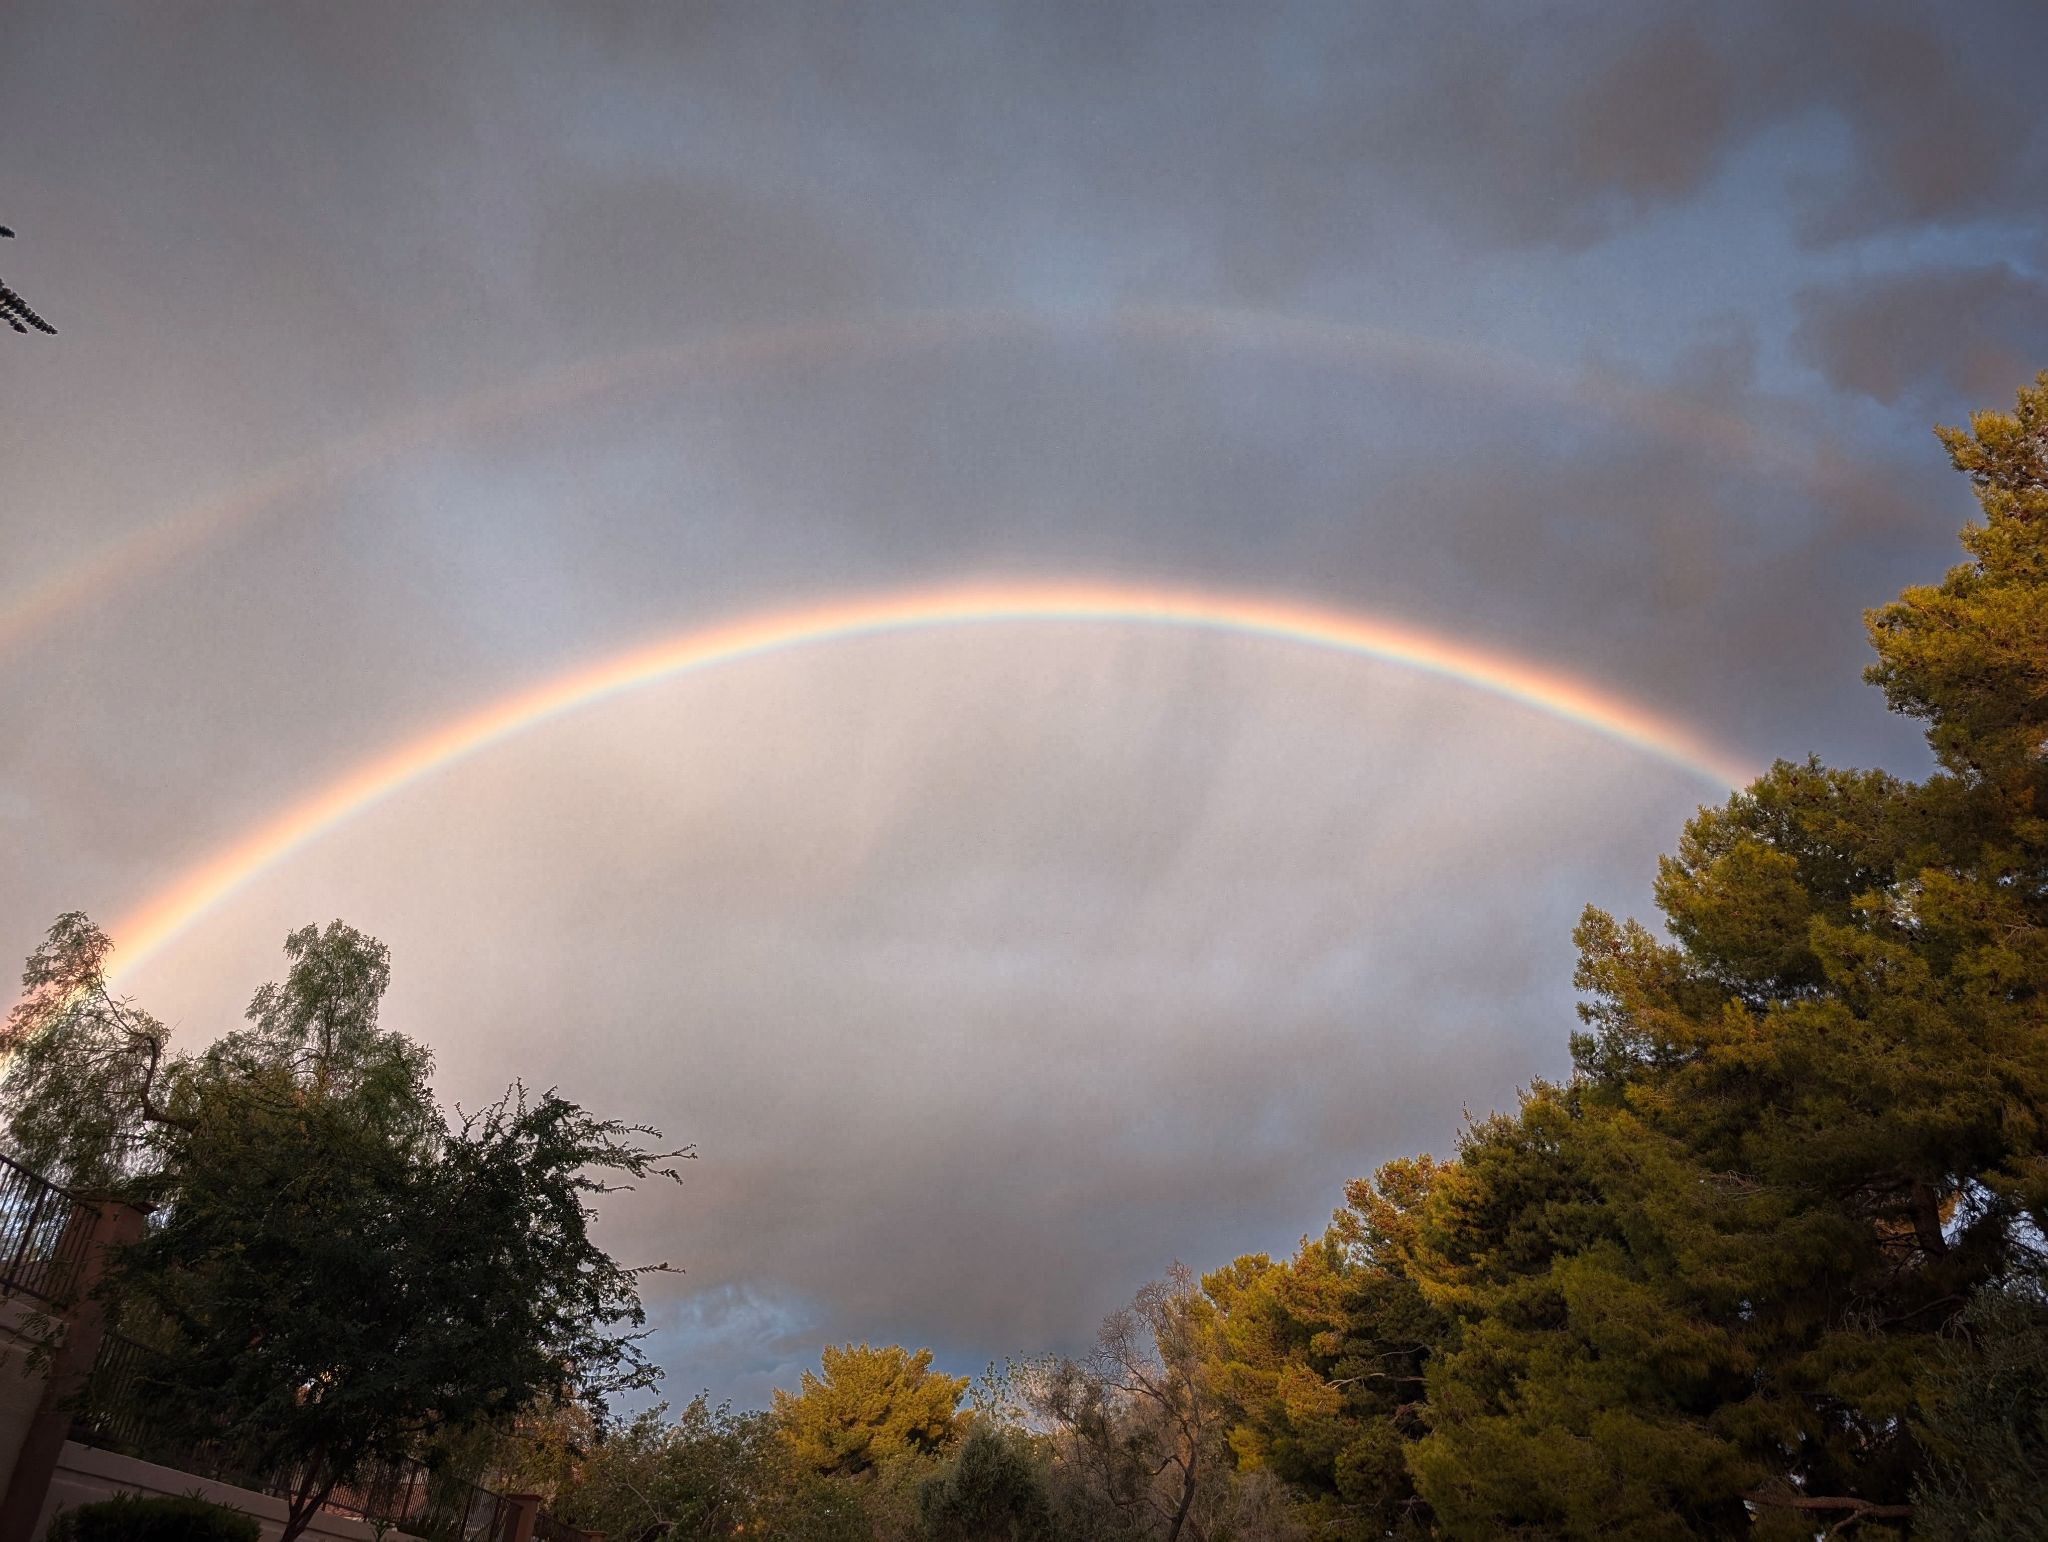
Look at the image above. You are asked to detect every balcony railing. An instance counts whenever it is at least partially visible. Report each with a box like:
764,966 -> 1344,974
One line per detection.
0,1149 -> 90,1305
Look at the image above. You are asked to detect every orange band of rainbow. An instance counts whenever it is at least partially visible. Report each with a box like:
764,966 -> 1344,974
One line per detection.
104,581 -> 1751,984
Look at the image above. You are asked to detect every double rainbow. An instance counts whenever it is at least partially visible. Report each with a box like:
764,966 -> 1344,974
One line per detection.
106,581 -> 1751,984
3,304 -> 1874,669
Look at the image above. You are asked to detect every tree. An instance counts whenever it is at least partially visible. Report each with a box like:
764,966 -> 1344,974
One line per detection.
774,1343 -> 970,1480
476,1398 -> 597,1511
1198,1160 -> 1444,1539
554,1397 -> 786,1542
1030,1266 -> 1230,1542
0,225 -> 57,335
1401,1089 -> 1756,1538
917,1425 -> 1053,1542
1911,1284 -> 2048,1539
3,918 -> 688,1542
2,911 -> 183,1190
1390,375 -> 2048,1535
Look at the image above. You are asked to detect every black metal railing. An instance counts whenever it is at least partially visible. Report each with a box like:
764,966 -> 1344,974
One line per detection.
0,1149 -> 89,1304
323,1468 -> 508,1542
72,1330 -> 161,1452
73,1332 -> 290,1497
530,1511 -> 583,1542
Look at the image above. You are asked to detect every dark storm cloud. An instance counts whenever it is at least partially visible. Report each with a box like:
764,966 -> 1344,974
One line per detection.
1291,0 -> 2047,251
1795,264 -> 2048,409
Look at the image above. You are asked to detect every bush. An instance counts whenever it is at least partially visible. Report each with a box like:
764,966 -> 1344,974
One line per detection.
1912,1285 -> 2048,1540
919,1427 -> 1052,1541
46,1495 -> 260,1542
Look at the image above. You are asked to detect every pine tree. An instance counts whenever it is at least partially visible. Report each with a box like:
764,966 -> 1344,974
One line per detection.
1395,375 -> 2048,1537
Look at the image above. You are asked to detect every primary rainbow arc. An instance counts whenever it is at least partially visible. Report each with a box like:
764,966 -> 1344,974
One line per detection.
106,581 -> 1753,983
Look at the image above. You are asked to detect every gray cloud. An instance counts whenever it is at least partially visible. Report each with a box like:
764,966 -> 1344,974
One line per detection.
1249,1 -> 2047,252
1795,264 -> 2048,408
114,637 -> 1698,1392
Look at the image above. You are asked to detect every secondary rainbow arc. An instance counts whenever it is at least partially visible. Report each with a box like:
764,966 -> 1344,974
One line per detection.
1,304 -> 1867,669
105,581 -> 1754,984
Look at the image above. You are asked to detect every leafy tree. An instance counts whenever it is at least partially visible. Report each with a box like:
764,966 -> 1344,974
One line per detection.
555,1397 -> 787,1541
917,1425 -> 1053,1541
774,1343 -> 970,1479
2,911 -> 183,1189
1030,1266 -> 1232,1542
1401,1089 -> 1757,1538
3,918 -> 687,1542
475,1399 -> 597,1510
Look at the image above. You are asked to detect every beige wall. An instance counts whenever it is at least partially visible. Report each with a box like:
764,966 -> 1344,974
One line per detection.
31,1442 -> 428,1542
0,1297 -> 60,1499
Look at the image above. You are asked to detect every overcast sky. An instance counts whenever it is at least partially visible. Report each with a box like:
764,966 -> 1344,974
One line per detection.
3,1 -> 2044,1410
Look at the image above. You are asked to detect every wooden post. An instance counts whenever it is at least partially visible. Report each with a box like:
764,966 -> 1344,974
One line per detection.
0,1199 -> 148,1542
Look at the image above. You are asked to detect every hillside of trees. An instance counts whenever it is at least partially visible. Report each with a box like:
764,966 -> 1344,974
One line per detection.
9,375 -> 2047,1538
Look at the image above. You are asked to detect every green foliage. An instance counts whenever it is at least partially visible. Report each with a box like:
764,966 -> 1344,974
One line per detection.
1383,376 -> 2048,1534
1868,371 -> 2048,775
45,1495 -> 259,1542
4,919 -> 686,1542
1912,1285 -> 2048,1539
1198,1160 -> 1443,1538
2,912 -> 177,1190
1402,1092 -> 1757,1538
114,1068 -> 680,1535
774,1343 -> 970,1478
557,1396 -> 789,1541
918,1425 -> 1053,1541
540,1341 -> 978,1541
1171,373 -> 2048,1537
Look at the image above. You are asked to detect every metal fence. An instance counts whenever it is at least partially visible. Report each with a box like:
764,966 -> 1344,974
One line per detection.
530,1510 -> 584,1542
73,1332 -> 305,1507
321,1466 -> 509,1542
74,1332 -> 577,1542
0,1149 -> 90,1304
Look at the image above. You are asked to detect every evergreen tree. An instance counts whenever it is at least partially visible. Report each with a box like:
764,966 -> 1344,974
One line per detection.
1911,1285 -> 2048,1540
1198,1159 -> 1443,1538
1397,376 -> 2048,1536
774,1343 -> 970,1479
918,1425 -> 1054,1542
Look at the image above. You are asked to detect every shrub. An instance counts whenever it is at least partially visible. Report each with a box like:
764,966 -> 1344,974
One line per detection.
919,1426 -> 1052,1541
46,1495 -> 260,1542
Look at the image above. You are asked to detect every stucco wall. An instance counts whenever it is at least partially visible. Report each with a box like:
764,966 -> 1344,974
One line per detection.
31,1442 -> 428,1542
0,1296 -> 59,1499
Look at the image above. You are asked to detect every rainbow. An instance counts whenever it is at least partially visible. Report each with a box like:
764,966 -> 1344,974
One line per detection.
1,305 -> 1878,668
104,580 -> 1753,985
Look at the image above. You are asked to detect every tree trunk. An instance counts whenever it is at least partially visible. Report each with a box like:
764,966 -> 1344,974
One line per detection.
1909,1179 -> 1949,1257
1164,1447 -> 1197,1542
279,1460 -> 339,1542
